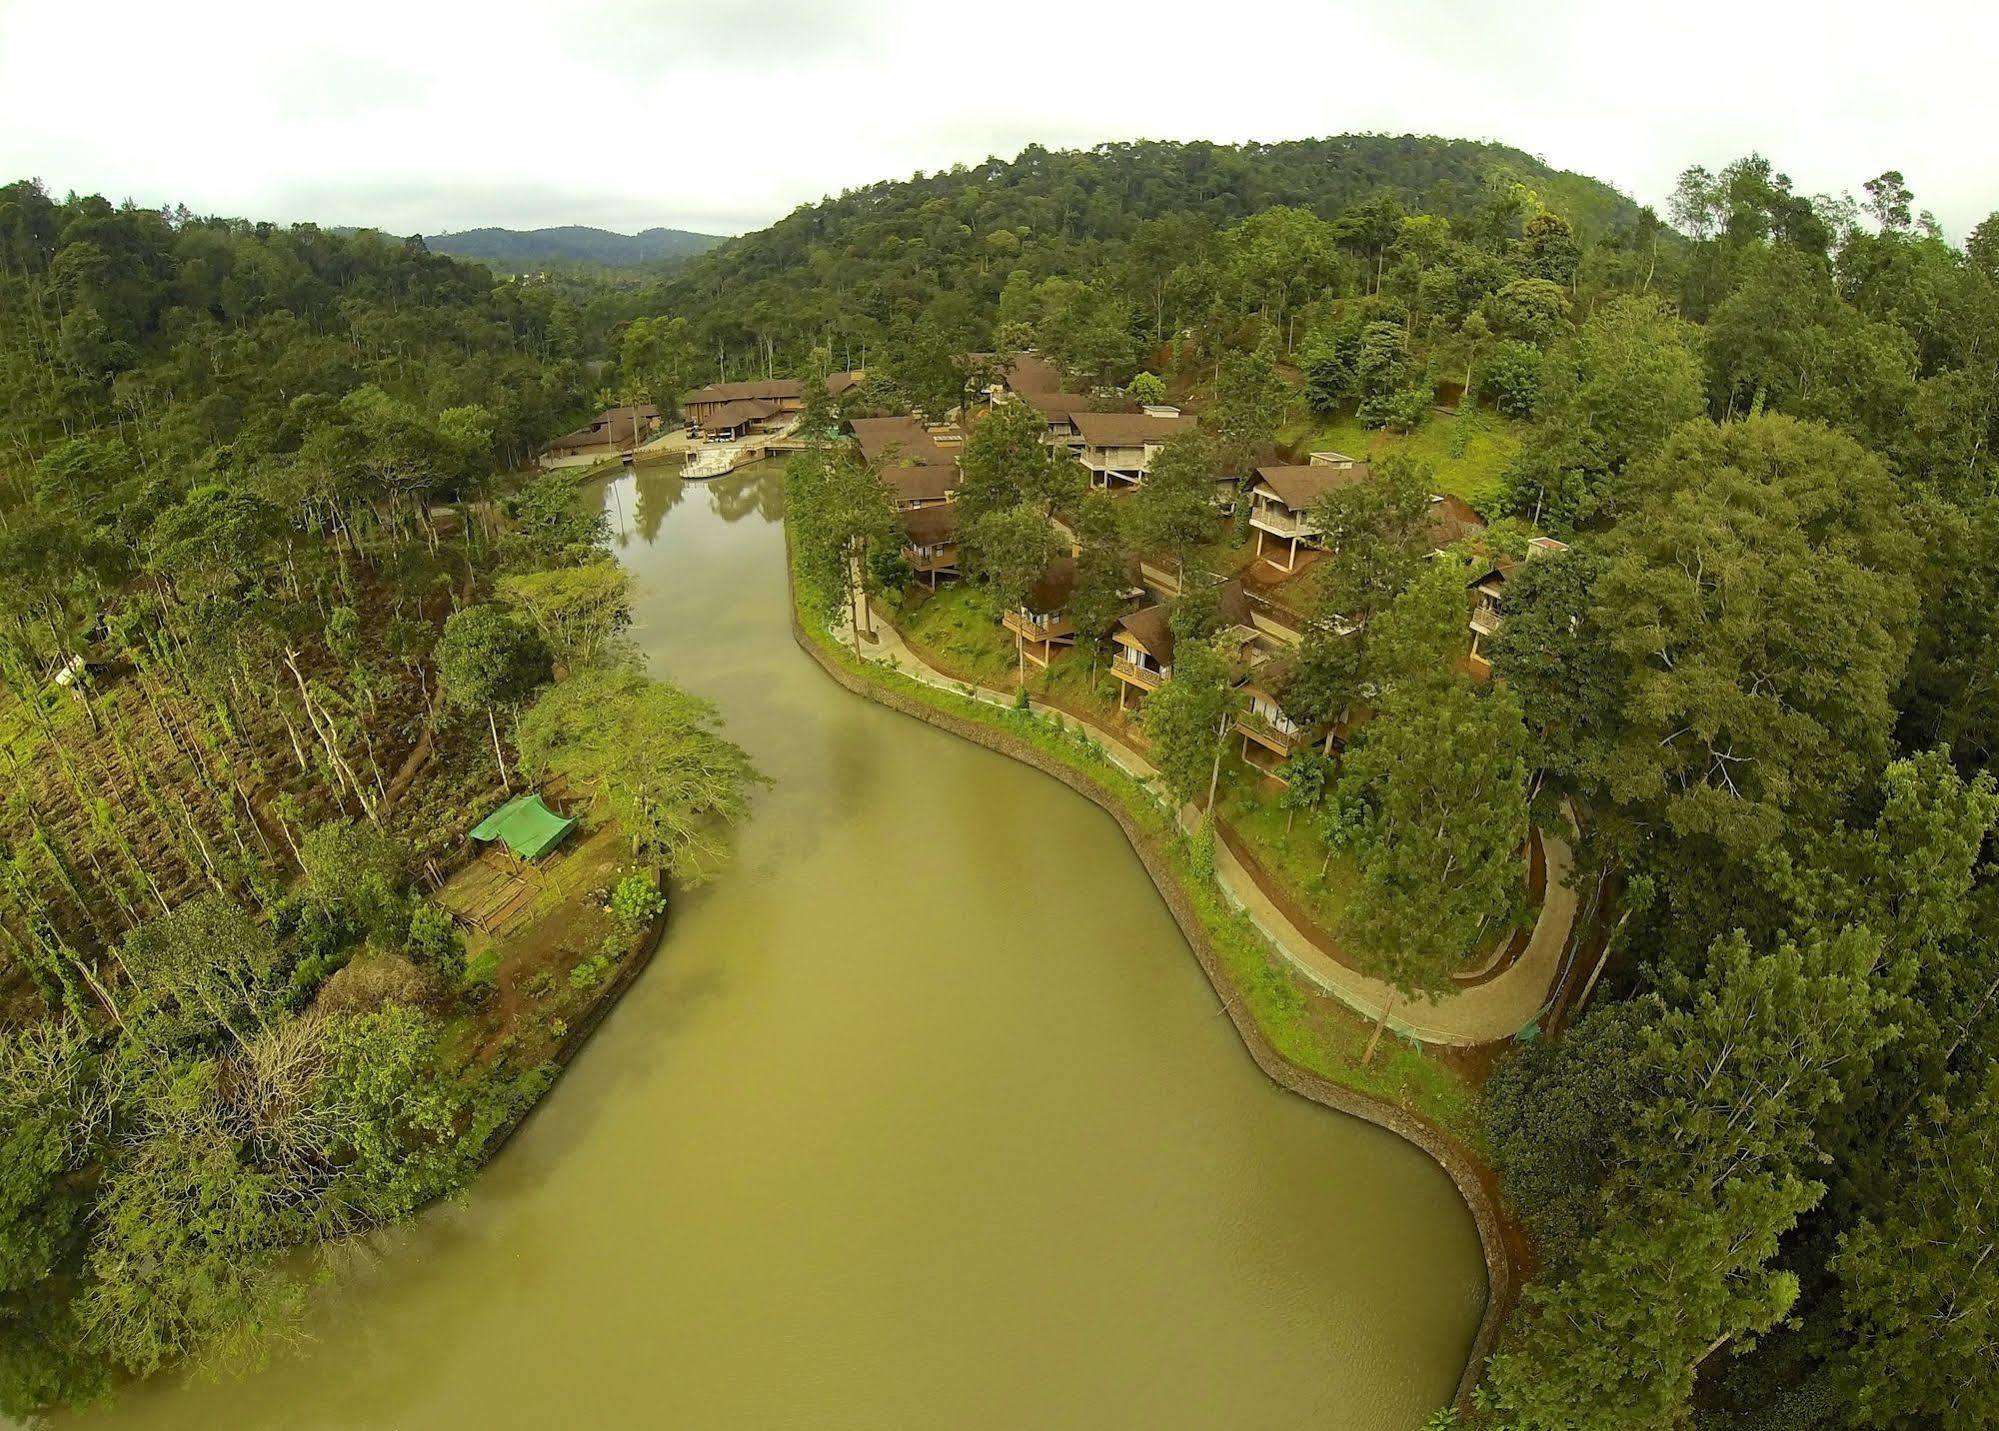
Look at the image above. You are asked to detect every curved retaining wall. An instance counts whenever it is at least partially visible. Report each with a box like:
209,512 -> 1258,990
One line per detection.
788,585 -> 1515,1411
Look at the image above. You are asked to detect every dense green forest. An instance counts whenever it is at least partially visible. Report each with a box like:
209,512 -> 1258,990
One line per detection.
0,180 -> 762,1414
769,140 -> 1999,1430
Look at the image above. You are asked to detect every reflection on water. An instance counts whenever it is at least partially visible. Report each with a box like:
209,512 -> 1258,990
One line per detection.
62,463 -> 1484,1431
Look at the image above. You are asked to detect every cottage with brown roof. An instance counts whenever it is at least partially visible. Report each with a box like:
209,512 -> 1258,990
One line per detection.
1233,655 -> 1335,780
1072,411 -> 1200,489
1001,556 -> 1080,669
1247,459 -> 1373,571
1467,536 -> 1567,671
546,404 -> 663,459
681,372 -> 861,434
848,415 -> 954,470
1111,604 -> 1175,707
900,503 -> 958,587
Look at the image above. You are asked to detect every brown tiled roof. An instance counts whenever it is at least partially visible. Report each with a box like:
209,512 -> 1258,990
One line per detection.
1024,556 -> 1078,613
1004,354 -> 1064,394
697,398 -> 779,430
1016,389 -> 1094,417
825,370 -> 863,396
881,464 -> 960,506
1116,603 -> 1175,666
1426,493 -> 1486,550
850,415 -> 953,468
682,378 -> 803,405
901,503 -> 957,544
550,408 -> 653,451
1252,463 -> 1374,512
1072,411 -> 1199,447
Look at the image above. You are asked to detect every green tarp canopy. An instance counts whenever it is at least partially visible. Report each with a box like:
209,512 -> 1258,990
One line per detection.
469,794 -> 577,862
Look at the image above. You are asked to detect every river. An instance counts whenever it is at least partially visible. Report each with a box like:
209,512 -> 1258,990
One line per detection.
62,463 -> 1485,1430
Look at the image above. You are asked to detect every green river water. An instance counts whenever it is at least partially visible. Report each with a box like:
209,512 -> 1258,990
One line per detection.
60,464 -> 1484,1430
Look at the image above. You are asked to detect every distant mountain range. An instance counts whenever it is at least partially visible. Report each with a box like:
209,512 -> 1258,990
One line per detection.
423,224 -> 728,268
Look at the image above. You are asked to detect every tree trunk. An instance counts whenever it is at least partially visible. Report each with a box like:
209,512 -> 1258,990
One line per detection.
488,706 -> 512,794
1362,993 -> 1399,1065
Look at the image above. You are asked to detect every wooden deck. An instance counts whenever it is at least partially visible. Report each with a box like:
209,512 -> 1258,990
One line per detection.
436,849 -> 544,936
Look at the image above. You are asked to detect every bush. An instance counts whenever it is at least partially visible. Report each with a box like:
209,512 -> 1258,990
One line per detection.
1358,382 -> 1432,431
315,952 -> 434,1015
568,954 -> 613,992
609,873 -> 666,932
404,901 -> 464,980
1126,371 -> 1168,405
462,950 -> 501,989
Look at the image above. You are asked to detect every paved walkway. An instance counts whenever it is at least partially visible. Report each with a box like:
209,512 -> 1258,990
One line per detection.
833,609 -> 1577,1046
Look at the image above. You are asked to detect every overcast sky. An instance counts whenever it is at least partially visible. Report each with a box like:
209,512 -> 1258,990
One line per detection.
3,0 -> 1995,240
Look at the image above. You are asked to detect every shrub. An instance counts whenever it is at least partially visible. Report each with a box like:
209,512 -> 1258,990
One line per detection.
609,873 -> 666,932
404,901 -> 464,980
315,952 -> 434,1015
568,954 -> 613,992
463,950 -> 501,988
527,968 -> 557,999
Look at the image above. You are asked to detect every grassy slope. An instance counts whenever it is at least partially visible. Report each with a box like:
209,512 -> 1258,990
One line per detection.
1279,406 -> 1524,509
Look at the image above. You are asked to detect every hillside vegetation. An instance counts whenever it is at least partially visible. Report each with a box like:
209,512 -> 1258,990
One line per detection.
426,224 -> 727,270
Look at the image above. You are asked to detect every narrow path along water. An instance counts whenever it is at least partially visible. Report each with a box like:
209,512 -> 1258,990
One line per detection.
62,464 -> 1485,1431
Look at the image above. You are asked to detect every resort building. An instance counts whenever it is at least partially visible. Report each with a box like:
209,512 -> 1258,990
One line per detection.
1426,493 -> 1486,553
1233,656 -> 1334,781
900,503 -> 958,586
546,404 -> 663,459
1111,603 -> 1175,708
692,399 -> 780,442
1015,389 -> 1093,447
680,372 -> 861,435
1111,578 -> 1255,709
849,414 -> 954,470
1467,536 -> 1568,671
1001,556 -> 1079,668
1246,458 -> 1372,571
1072,410 -> 1199,489
880,463 -> 960,510
981,352 -> 1066,401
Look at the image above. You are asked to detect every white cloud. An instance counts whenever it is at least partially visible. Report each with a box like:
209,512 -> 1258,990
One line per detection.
3,0 -> 1995,238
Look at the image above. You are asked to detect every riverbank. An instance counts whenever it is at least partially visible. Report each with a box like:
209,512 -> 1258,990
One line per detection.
785,539 -> 1517,1411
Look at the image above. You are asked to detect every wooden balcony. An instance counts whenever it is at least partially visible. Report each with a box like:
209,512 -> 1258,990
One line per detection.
1004,609 -> 1071,644
1249,505 -> 1316,540
1235,708 -> 1314,758
1112,655 -> 1165,691
1470,604 -> 1503,637
904,543 -> 958,573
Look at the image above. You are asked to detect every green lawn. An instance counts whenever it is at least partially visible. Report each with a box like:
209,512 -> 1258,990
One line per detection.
1278,405 -> 1523,509
892,582 -> 1019,686
1217,769 -> 1366,947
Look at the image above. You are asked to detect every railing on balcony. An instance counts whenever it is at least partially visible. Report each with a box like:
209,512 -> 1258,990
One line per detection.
1469,602 -> 1503,636
1112,655 -> 1165,689
1249,504 -> 1317,539
1004,609 -> 1066,641
1235,707 -> 1311,755
904,543 -> 957,572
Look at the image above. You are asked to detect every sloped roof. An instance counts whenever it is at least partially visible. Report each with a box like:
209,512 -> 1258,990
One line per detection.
850,415 -> 952,468
683,378 -> 803,405
1004,353 -> 1064,394
881,464 -> 960,506
1426,493 -> 1486,550
699,398 -> 780,429
901,503 -> 958,544
1024,555 -> 1079,613
1072,411 -> 1199,447
1116,603 -> 1175,665
1252,463 -> 1375,511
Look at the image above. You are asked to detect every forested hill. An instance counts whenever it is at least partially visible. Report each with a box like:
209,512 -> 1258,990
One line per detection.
653,135 -> 1646,361
426,224 -> 726,269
